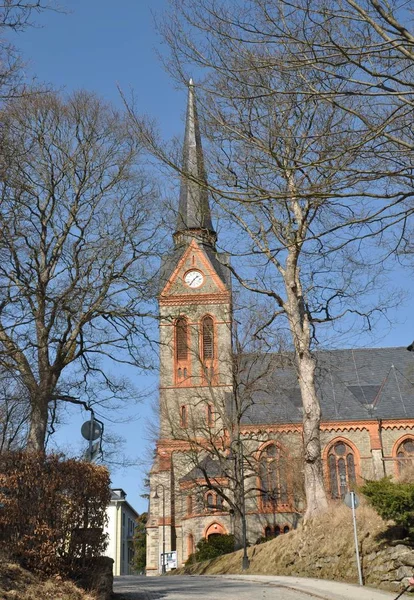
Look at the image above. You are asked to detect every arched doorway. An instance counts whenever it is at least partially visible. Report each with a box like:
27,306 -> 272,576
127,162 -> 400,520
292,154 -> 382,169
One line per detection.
204,521 -> 227,539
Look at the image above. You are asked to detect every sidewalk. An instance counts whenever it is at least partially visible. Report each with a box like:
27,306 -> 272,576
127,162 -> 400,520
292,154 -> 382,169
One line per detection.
214,574 -> 409,600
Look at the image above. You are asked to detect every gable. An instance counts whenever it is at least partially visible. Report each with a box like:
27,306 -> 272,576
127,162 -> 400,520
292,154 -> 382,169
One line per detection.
159,239 -> 230,298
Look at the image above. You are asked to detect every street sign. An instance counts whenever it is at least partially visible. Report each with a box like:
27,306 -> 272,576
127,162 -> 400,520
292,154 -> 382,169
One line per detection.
344,491 -> 360,509
81,419 -> 102,441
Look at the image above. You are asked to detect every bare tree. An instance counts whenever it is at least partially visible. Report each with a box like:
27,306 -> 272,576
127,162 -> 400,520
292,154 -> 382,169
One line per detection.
0,368 -> 29,452
128,0 -> 410,520
0,90 -> 160,451
0,1 -> 57,100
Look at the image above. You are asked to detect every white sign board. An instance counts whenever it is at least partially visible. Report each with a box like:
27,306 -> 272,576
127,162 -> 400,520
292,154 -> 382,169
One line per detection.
160,551 -> 177,572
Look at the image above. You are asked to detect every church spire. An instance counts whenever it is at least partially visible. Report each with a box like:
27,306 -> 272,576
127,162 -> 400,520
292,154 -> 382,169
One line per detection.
174,79 -> 217,248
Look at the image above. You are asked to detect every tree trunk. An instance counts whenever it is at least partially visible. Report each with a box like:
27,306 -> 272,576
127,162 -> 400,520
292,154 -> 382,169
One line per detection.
296,352 -> 328,521
26,396 -> 49,452
285,248 -> 328,520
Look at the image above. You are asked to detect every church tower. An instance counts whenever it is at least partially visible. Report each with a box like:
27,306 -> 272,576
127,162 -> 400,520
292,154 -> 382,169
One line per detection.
146,81 -> 233,574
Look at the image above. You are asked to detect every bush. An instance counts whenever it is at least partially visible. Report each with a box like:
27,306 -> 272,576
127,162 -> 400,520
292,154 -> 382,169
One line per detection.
186,534 -> 235,564
361,477 -> 414,536
0,451 -> 111,576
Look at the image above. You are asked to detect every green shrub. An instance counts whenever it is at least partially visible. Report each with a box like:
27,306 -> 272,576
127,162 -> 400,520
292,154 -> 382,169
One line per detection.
361,477 -> 414,536
186,534 -> 235,564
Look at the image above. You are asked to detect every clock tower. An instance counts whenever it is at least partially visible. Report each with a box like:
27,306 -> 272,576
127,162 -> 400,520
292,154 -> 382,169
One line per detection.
146,81 -> 233,574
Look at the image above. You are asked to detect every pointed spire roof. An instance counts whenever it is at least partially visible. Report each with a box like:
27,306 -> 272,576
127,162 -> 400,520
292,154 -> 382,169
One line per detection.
174,80 -> 217,248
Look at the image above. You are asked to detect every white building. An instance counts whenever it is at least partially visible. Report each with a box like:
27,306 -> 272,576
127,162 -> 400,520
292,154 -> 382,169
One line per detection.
105,488 -> 138,576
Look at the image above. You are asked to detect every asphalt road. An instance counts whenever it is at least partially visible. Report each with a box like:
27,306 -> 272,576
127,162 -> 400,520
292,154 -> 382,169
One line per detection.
114,575 -> 318,600
114,575 -> 401,600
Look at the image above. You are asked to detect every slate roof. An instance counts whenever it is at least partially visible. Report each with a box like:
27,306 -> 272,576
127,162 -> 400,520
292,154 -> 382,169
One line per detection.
176,81 -> 215,236
239,347 -> 414,425
180,455 -> 224,482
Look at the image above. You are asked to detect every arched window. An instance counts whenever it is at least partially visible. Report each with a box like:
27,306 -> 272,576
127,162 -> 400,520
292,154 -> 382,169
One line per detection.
259,444 -> 288,508
328,440 -> 356,499
264,526 -> 272,538
187,533 -> 195,557
176,318 -> 188,361
202,316 -> 214,360
175,317 -> 190,383
180,405 -> 187,428
396,438 -> 414,476
283,525 -> 290,534
206,493 -> 214,508
207,404 -> 214,427
187,495 -> 193,516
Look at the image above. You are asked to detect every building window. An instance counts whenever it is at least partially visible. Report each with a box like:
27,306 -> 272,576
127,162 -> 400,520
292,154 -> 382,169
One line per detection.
207,404 -> 214,427
180,405 -> 188,428
176,317 -> 188,361
263,524 -> 290,539
187,495 -> 193,516
204,491 -> 224,511
175,317 -> 191,383
396,438 -> 414,476
202,316 -> 214,360
187,533 -> 195,557
327,440 -> 356,499
259,443 -> 288,508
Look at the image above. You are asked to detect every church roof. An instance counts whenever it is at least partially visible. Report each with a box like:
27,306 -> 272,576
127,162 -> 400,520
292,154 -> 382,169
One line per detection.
174,80 -> 216,241
180,455 -> 224,482
239,347 -> 414,425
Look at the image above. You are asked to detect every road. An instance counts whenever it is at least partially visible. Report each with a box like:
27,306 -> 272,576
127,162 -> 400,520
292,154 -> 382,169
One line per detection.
114,575 -> 401,600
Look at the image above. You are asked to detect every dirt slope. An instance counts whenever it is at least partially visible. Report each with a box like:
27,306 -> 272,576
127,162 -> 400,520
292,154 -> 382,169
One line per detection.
0,553 -> 95,600
179,502 -> 413,592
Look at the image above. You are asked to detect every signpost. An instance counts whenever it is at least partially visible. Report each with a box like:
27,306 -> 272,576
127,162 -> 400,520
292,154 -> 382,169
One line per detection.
344,491 -> 363,586
81,412 -> 103,462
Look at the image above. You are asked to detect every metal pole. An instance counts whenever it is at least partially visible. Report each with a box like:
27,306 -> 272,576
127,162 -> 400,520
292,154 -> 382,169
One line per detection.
88,412 -> 94,462
239,440 -> 250,571
162,486 -> 166,574
351,492 -> 363,586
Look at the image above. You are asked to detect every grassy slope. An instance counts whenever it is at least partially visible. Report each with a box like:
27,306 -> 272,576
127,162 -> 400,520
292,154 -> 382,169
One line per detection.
0,554 -> 96,600
180,502 -> 390,585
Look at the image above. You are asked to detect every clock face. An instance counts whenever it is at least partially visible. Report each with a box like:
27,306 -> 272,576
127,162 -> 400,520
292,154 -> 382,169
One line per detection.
184,270 -> 204,288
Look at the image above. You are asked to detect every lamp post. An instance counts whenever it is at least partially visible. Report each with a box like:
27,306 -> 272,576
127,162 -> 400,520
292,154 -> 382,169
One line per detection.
231,438 -> 250,571
239,440 -> 250,570
153,484 -> 166,575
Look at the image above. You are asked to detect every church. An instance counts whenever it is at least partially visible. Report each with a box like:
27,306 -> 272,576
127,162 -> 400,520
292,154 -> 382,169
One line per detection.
145,83 -> 414,575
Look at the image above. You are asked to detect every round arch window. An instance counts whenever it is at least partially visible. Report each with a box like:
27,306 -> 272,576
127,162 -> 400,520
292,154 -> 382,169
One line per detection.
327,441 -> 356,499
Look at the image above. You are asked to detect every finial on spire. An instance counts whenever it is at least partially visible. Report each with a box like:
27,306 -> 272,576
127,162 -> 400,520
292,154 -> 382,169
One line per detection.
188,77 -> 194,86
174,77 -> 217,248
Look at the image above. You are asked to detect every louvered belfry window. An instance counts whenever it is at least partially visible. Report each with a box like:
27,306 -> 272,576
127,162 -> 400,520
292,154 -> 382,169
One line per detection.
202,316 -> 214,360
176,318 -> 188,361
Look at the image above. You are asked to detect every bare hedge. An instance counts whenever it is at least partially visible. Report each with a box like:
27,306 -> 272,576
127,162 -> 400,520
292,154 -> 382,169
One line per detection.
0,452 -> 111,575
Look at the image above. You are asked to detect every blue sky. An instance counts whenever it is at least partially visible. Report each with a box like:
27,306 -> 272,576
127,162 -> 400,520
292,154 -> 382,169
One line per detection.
8,0 -> 414,514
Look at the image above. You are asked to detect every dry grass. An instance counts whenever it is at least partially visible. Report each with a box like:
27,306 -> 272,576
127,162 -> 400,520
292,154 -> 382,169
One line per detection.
180,499 -> 389,584
0,553 -> 96,600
